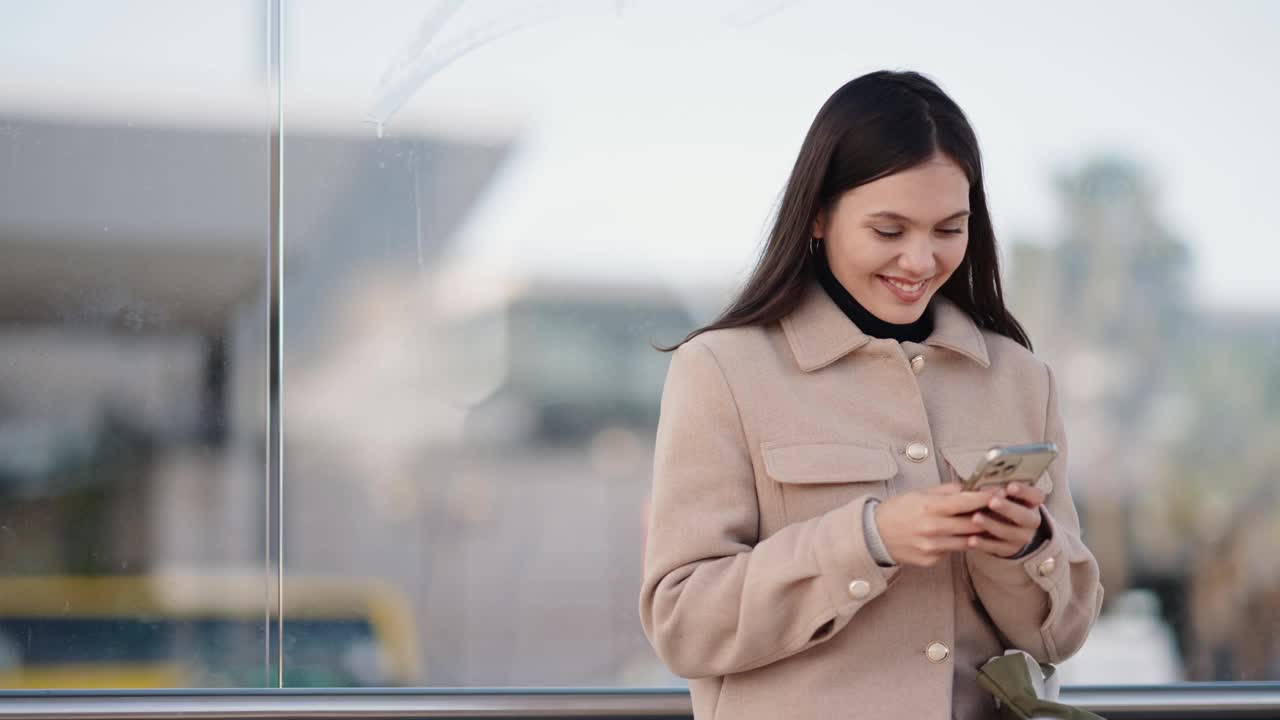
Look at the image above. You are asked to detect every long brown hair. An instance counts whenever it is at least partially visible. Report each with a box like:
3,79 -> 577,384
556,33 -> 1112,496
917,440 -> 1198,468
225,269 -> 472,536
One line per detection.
659,70 -> 1031,352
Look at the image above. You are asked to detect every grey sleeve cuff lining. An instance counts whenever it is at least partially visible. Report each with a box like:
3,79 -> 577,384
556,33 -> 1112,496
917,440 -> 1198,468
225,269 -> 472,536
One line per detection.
862,499 -> 897,567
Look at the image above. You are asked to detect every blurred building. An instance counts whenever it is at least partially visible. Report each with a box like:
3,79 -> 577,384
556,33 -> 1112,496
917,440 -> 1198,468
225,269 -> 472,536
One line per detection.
0,95 -> 510,685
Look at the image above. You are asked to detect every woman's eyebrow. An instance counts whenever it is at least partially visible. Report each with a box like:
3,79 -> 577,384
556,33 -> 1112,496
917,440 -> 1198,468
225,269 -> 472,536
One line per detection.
867,210 -> 971,224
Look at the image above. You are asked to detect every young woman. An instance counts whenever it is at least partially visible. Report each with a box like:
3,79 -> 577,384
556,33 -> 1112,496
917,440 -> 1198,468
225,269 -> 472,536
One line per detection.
639,70 -> 1104,719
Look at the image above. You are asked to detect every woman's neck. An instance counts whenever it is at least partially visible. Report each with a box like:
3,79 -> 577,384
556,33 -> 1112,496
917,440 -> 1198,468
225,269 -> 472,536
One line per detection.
815,252 -> 934,343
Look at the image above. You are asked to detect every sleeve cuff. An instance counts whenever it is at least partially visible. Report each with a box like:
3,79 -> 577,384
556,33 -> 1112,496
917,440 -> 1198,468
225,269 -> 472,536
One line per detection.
813,495 -> 900,610
967,507 -> 1068,591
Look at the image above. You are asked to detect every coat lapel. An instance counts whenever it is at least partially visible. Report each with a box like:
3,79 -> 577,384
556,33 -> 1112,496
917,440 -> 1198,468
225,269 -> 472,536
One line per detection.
925,294 -> 991,368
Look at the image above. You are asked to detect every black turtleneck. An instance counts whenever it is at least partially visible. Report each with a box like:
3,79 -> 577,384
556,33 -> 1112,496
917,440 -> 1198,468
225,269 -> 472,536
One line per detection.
815,251 -> 934,343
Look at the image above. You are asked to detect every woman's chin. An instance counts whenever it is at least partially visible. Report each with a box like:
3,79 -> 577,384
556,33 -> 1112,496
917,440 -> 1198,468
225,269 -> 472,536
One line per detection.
869,290 -> 933,324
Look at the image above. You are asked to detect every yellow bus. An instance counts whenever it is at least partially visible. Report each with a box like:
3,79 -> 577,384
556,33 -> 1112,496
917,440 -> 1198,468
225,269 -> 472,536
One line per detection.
0,573 -> 423,689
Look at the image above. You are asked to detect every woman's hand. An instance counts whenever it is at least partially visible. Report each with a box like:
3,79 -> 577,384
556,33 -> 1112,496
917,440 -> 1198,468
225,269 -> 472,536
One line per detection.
966,482 -> 1046,558
873,484 -> 994,567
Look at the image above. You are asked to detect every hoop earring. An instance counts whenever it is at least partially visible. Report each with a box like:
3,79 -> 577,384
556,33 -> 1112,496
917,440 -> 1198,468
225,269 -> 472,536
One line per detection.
809,237 -> 823,256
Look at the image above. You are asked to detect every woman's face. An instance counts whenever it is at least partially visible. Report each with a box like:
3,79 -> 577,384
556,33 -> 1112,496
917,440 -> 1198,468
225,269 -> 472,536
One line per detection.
813,153 -> 970,325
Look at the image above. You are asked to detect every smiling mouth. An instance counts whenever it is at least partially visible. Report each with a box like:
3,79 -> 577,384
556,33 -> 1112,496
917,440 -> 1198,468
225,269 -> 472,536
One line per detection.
879,276 -> 929,293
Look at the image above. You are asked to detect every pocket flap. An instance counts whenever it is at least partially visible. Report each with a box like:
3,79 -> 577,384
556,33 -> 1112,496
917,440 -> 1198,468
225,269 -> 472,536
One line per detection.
762,442 -> 897,485
940,445 -> 1054,493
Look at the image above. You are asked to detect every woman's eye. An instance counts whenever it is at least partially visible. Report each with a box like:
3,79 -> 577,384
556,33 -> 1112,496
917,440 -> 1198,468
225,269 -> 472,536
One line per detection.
874,228 -> 962,238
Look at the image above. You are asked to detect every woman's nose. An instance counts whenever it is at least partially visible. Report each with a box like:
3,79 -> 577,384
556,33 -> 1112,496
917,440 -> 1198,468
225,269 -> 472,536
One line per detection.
898,240 -> 937,277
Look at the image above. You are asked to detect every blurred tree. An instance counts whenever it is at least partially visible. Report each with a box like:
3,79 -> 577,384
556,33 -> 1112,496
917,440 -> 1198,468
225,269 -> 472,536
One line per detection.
1007,156 -> 1277,679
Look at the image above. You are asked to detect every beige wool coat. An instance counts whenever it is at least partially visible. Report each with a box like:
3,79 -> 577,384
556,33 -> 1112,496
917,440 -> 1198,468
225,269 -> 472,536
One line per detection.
639,279 -> 1104,720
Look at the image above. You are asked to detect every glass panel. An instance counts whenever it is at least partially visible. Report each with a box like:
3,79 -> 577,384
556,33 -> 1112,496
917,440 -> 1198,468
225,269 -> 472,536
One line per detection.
0,1 -> 271,688
281,0 -> 1280,687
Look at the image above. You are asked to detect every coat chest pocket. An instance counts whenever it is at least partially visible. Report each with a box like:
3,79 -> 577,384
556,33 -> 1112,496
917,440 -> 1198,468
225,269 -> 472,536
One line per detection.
762,441 -> 898,524
939,445 -> 1055,495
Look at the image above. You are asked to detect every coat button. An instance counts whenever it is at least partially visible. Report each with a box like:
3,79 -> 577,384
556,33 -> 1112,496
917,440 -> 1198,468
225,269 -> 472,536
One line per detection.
906,442 -> 930,462
925,642 -> 950,663
1037,557 -> 1057,576
910,355 -> 926,374
848,579 -> 871,599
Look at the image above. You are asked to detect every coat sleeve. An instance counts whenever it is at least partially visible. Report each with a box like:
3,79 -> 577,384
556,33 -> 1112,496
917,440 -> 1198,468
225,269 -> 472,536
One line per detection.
964,362 -> 1105,665
638,341 -> 899,680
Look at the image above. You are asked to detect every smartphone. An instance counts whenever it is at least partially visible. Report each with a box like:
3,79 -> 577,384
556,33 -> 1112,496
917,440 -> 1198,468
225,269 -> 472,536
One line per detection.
962,442 -> 1058,491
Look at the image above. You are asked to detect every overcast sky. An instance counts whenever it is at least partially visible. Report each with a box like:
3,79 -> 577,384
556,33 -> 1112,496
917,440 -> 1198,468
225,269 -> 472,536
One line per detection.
4,0 -> 1278,310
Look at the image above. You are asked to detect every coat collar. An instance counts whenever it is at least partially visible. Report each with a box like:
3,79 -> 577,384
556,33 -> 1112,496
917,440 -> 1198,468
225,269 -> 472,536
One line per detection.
780,278 -> 991,372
